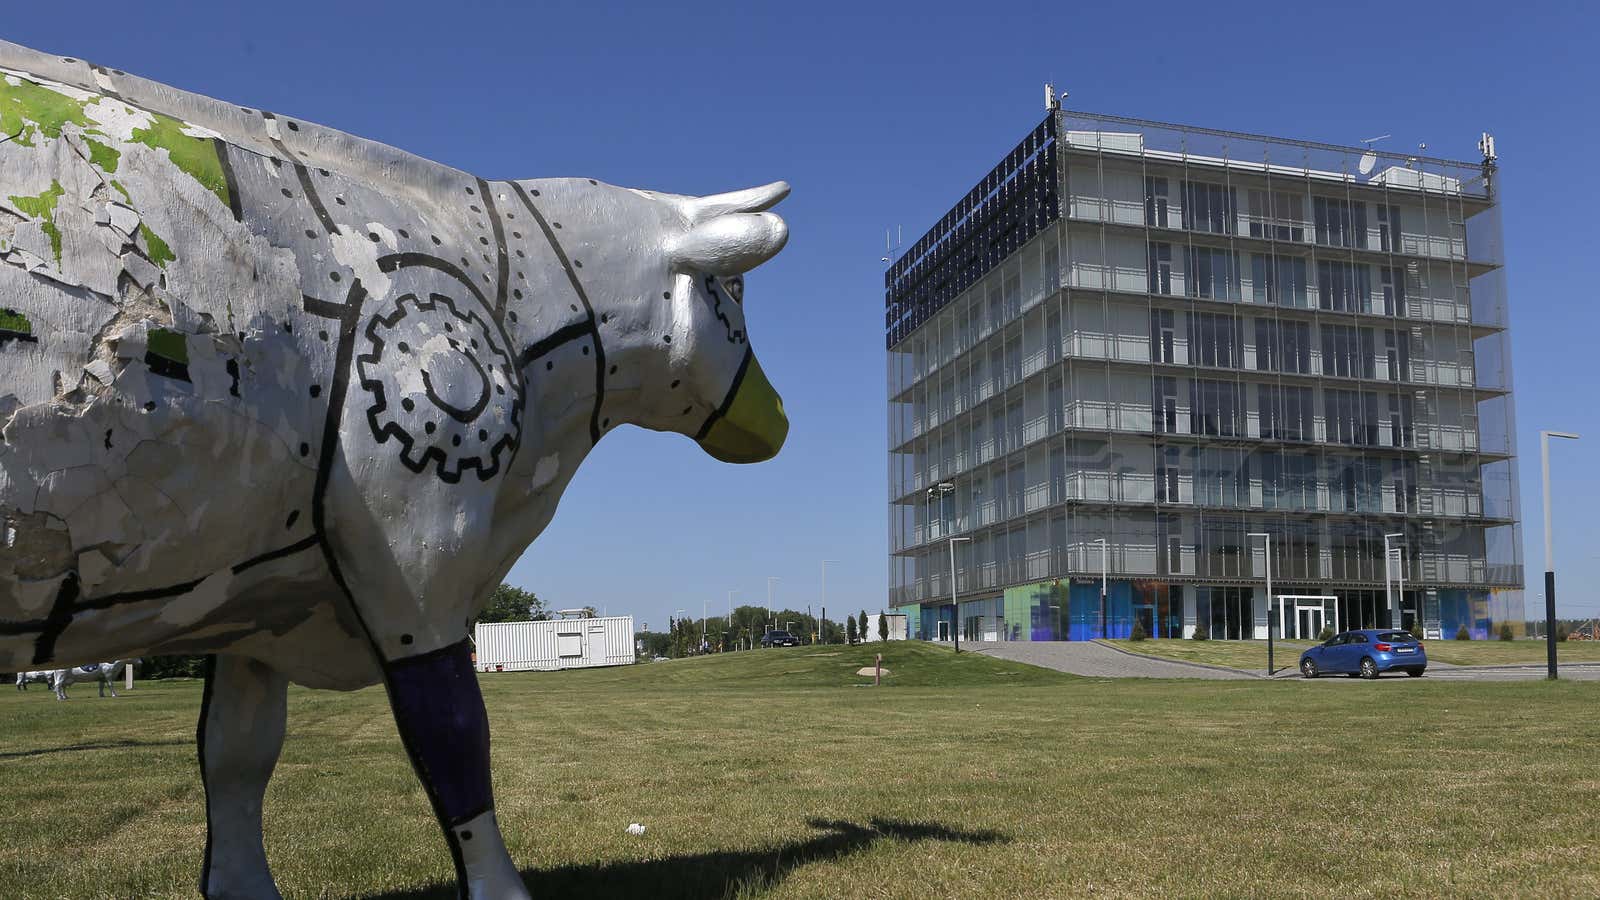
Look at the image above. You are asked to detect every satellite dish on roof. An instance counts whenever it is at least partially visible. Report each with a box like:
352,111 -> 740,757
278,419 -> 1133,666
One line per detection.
1358,134 -> 1390,176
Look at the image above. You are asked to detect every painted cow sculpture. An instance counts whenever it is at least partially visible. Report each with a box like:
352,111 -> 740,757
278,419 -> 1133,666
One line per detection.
49,659 -> 136,699
0,40 -> 789,899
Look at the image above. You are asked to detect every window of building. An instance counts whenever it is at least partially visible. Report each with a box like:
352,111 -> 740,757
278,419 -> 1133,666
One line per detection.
1194,448 -> 1248,508
1384,329 -> 1410,382
1251,253 -> 1310,308
1388,393 -> 1414,448
1156,445 -> 1184,503
1324,389 -> 1379,446
1185,246 -> 1242,300
1145,176 -> 1169,228
1188,311 -> 1244,368
1148,242 -> 1173,295
1379,265 -> 1408,317
1258,385 -> 1314,441
1247,188 -> 1306,242
1182,181 -> 1237,234
1317,261 -> 1372,313
1313,196 -> 1368,249
1321,324 -> 1376,379
1189,379 -> 1243,437
1154,376 -> 1179,433
1377,204 -> 1403,252
1254,319 -> 1312,374
1150,309 -> 1175,363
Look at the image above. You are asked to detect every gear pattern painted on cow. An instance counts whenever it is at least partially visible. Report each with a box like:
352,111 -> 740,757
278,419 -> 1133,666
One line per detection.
0,37 -> 790,900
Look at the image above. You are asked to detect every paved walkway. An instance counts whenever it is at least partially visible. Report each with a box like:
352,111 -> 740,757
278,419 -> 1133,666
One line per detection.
961,640 -> 1256,680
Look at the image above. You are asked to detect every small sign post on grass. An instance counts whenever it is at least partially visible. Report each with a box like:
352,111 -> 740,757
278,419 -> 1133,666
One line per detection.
875,653 -> 882,686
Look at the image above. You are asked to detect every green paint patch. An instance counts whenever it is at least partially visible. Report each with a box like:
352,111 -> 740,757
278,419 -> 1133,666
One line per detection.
130,113 -> 229,209
138,223 -> 176,268
0,308 -> 33,334
83,136 -> 120,173
0,77 -> 90,147
8,180 -> 65,264
146,328 -> 189,364
108,180 -> 131,203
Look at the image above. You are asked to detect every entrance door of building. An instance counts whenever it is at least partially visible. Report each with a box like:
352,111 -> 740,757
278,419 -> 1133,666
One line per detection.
937,620 -> 950,641
1294,606 -> 1324,641
1278,595 -> 1338,641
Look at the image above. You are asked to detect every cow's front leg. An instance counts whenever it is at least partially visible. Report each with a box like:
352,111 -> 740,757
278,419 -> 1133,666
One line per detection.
381,640 -> 527,900
197,655 -> 288,900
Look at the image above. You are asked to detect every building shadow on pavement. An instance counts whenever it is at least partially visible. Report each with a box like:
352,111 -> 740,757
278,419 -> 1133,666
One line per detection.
370,817 -> 1007,899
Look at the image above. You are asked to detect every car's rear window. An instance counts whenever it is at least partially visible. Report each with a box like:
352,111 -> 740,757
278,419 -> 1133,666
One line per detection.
1378,632 -> 1417,643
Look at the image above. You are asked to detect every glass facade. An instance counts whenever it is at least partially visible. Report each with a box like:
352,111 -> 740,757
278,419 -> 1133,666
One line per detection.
888,110 -> 1523,640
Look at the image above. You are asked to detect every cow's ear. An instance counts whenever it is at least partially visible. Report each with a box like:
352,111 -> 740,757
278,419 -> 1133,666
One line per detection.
684,181 -> 790,222
671,212 -> 788,276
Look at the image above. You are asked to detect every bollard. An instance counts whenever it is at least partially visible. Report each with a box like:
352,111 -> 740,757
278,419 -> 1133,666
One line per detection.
875,653 -> 882,687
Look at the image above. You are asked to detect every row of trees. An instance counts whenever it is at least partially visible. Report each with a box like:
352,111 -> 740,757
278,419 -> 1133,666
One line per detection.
636,606 -> 894,657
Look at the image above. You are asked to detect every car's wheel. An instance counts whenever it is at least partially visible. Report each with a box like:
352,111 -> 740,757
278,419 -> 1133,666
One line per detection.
1407,668 -> 1425,678
1359,657 -> 1379,679
1300,658 -> 1318,678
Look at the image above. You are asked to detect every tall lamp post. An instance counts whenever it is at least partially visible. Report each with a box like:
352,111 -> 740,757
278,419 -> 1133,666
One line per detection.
1541,430 -> 1580,680
928,482 -> 958,647
673,608 -> 687,656
1383,532 -> 1406,631
820,560 -> 837,644
949,535 -> 971,652
1248,532 -> 1273,675
1091,538 -> 1108,639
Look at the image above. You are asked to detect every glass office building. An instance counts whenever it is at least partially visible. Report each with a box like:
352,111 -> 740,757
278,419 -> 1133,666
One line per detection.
886,110 -> 1522,643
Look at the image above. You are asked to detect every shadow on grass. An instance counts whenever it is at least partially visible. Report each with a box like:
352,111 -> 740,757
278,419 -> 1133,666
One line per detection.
0,738 -> 191,760
372,817 -> 1007,899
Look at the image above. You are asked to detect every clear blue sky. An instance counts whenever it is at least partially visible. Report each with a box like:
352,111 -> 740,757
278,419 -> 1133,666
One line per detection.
8,0 -> 1597,625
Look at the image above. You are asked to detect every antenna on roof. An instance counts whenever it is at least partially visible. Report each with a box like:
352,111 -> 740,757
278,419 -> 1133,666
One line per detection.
881,227 -> 902,264
1044,82 -> 1062,112
1357,134 -> 1389,176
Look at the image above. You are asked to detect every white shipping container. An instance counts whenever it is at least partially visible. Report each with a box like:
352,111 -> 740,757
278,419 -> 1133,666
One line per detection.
475,615 -> 636,672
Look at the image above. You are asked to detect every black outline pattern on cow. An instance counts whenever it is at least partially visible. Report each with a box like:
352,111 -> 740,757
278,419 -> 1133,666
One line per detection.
357,284 -> 521,484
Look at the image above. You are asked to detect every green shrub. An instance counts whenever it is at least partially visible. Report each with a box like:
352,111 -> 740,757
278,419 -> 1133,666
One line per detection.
1191,621 -> 1209,641
1455,624 -> 1471,641
1318,625 -> 1335,642
1557,624 -> 1570,642
1499,623 -> 1514,642
1130,619 -> 1149,642
1409,621 -> 1426,641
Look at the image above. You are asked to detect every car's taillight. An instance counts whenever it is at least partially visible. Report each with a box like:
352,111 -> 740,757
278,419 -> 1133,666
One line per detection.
1374,642 -> 1392,652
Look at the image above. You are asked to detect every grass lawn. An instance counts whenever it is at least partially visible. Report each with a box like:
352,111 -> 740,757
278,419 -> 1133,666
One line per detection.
1111,636 -> 1600,669
3,642 -> 1598,898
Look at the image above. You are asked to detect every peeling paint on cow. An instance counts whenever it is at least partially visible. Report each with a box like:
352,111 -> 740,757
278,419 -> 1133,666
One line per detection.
137,223 -> 174,267
128,111 -> 229,209
8,179 -> 64,263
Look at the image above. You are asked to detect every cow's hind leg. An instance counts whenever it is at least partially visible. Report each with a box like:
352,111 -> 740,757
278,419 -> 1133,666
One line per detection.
380,639 -> 526,899
197,655 -> 288,900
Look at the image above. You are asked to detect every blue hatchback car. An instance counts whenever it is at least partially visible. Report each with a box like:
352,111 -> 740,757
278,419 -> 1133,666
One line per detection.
1299,629 -> 1426,679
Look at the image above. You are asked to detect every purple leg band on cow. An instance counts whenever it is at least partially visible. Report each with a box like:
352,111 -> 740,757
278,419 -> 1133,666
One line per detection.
385,640 -> 494,826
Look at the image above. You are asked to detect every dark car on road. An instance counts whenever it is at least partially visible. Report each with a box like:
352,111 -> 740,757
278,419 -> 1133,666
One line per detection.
761,630 -> 800,648
1299,629 -> 1426,679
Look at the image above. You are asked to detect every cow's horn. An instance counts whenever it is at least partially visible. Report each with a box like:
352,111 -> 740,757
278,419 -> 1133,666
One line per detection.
671,212 -> 788,276
686,181 -> 791,221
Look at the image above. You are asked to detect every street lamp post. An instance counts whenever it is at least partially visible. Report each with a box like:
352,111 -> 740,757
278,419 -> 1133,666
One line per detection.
928,482 -> 957,646
673,608 -> 687,656
1541,430 -> 1580,679
950,535 -> 971,652
1383,532 -> 1405,631
1248,532 -> 1273,675
821,560 -> 837,644
1091,538 -> 1107,639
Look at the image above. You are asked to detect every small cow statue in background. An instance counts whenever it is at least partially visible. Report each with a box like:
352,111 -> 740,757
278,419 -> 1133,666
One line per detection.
15,670 -> 52,690
48,659 -> 137,699
0,39 -> 789,899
